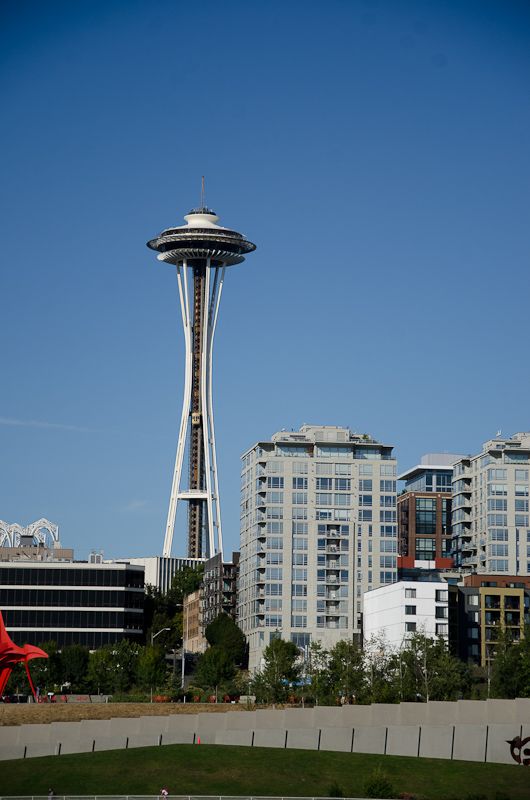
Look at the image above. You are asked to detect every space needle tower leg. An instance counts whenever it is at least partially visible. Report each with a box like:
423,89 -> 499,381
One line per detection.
148,203 -> 256,560
163,261 -> 192,558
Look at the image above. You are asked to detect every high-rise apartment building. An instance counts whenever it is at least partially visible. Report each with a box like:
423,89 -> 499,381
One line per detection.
238,425 -> 397,670
452,433 -> 530,575
398,454 -> 461,569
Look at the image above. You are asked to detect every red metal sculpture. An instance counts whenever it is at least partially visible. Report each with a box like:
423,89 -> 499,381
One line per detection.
0,610 -> 48,701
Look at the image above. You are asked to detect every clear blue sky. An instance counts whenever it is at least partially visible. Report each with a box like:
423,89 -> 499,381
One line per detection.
1,0 -> 529,560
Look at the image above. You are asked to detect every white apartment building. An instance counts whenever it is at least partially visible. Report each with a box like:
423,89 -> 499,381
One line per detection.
238,425 -> 397,670
452,432 -> 530,575
363,580 -> 449,649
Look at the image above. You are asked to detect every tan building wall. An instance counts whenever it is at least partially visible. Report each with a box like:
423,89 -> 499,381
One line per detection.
183,589 -> 207,653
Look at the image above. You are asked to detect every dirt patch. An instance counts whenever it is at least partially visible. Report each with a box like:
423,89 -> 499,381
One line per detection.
0,702 -> 247,727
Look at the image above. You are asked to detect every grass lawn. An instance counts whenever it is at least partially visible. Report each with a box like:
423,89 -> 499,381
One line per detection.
0,745 -> 526,800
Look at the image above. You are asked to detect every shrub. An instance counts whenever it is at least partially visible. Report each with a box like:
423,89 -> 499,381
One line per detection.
364,767 -> 395,799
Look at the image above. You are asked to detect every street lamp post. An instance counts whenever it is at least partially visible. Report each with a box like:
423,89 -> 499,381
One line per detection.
151,627 -> 171,646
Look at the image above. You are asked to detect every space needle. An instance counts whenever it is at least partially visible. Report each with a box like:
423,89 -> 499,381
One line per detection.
147,188 -> 256,560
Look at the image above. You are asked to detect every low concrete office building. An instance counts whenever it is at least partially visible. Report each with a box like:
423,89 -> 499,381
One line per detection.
0,559 -> 145,648
363,579 -> 449,648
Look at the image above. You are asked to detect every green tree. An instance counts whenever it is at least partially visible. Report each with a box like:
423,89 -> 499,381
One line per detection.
490,628 -> 530,698
397,633 -> 469,702
328,640 -> 367,703
59,644 -> 90,692
143,564 -> 203,650
205,613 -> 246,666
136,646 -> 168,692
251,637 -> 300,703
30,641 -> 61,692
195,645 -> 235,700
171,564 -> 204,603
306,641 -> 332,705
110,639 -> 140,693
86,647 -> 115,694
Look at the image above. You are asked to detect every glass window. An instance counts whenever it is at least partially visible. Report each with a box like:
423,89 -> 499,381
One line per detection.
405,605 -> 416,615
292,492 -> 308,505
292,537 -> 308,550
292,462 -> 308,474
487,468 -> 507,480
435,589 -> 448,602
335,463 -> 351,475
316,493 -> 333,505
405,621 -> 416,632
291,522 -> 308,535
292,553 -> 308,565
292,568 -> 308,581
415,538 -> 436,560
316,463 -> 333,475
291,615 -> 307,628
292,584 -> 307,596
359,464 -> 373,476
405,588 -> 416,598
292,477 -> 308,489
266,522 -> 283,534
265,567 -> 283,580
266,491 -> 283,504
266,536 -> 283,549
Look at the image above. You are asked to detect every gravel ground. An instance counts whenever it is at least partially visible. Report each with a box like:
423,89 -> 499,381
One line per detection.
0,702 -> 246,726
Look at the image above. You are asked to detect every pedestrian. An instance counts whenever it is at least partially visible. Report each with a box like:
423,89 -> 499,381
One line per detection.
160,788 -> 169,799
48,789 -> 55,800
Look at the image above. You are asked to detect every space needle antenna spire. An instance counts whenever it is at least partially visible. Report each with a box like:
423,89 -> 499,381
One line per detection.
147,193 -> 256,560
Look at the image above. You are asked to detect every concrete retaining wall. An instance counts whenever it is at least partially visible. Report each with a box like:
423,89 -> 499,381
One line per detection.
1,700 -> 528,766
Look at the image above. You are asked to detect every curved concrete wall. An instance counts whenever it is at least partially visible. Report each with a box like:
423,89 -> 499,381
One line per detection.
0,700 -> 528,766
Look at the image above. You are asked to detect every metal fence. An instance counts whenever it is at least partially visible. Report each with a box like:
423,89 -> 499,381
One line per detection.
0,796 -> 376,800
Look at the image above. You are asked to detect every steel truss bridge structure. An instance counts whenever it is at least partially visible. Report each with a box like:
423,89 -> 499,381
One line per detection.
0,518 -> 60,549
148,203 -> 255,560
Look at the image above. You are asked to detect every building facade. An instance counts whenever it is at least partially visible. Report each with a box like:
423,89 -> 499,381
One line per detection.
126,556 -> 203,593
0,560 -> 145,648
363,579 -> 449,649
238,425 -> 397,670
398,454 -> 460,570
201,551 -> 239,630
182,589 -> 207,653
449,574 -> 530,667
452,433 -> 530,575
